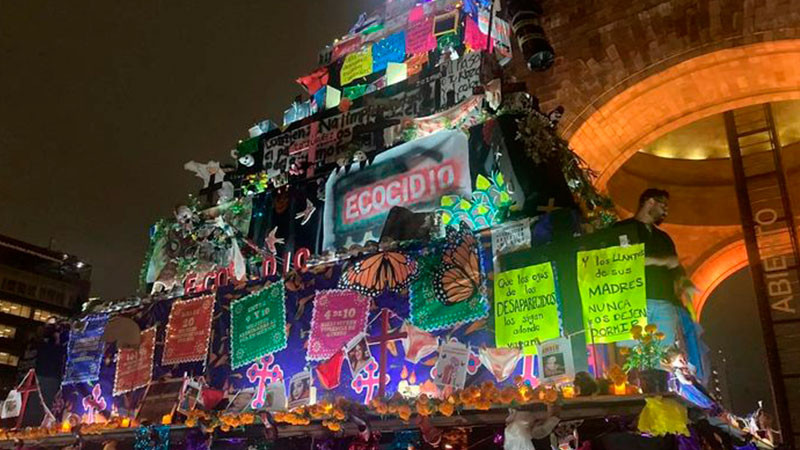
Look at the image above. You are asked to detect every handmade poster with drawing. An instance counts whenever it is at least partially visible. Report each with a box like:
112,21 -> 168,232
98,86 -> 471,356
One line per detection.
433,341 -> 469,391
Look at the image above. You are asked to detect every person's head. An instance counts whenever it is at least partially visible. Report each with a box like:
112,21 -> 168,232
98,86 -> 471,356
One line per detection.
636,188 -> 670,225
291,379 -> 305,398
545,356 -> 558,368
353,342 -> 365,361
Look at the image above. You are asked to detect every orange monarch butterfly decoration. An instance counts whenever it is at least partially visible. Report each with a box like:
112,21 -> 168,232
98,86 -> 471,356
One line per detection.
339,251 -> 418,296
434,224 -> 482,305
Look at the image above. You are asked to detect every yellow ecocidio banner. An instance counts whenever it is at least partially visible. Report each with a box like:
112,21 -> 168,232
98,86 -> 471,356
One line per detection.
577,244 -> 648,344
494,262 -> 562,355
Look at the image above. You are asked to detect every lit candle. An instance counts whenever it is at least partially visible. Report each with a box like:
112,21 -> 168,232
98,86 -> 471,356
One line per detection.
561,385 -> 575,399
613,383 -> 627,396
60,420 -> 71,433
121,417 -> 131,428
161,414 -> 173,425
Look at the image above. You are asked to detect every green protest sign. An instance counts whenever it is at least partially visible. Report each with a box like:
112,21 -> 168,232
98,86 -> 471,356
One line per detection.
577,244 -> 647,344
230,280 -> 287,369
494,262 -> 562,355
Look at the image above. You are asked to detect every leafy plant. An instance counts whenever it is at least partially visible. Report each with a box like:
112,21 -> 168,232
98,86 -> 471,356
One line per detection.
621,324 -> 671,371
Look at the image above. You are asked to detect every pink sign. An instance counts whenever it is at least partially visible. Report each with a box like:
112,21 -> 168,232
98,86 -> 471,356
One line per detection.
307,290 -> 370,361
406,17 -> 436,55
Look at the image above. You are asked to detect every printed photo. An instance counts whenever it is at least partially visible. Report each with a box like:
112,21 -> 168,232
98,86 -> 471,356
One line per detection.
543,353 -> 566,378
346,335 -> 374,377
288,372 -> 312,409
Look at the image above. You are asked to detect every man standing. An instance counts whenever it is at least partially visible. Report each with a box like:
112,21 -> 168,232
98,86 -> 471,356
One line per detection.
616,188 -> 707,382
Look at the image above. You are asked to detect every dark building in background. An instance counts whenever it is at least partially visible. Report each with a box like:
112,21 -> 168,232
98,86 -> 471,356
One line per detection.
0,234 -> 91,393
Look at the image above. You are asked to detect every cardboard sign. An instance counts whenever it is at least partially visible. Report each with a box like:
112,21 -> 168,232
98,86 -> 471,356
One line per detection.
230,281 -> 288,369
577,244 -> 648,344
537,336 -> 575,385
113,327 -> 156,396
64,314 -> 108,385
340,46 -> 374,86
440,51 -> 482,108
307,290 -> 370,361
323,129 -> 472,249
494,262 -> 562,354
162,295 -> 214,366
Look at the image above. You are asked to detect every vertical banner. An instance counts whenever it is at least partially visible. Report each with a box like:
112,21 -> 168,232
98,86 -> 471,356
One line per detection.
63,314 -> 108,385
162,295 -> 215,366
577,244 -> 648,344
494,262 -> 562,354
307,290 -> 370,361
114,327 -> 156,396
230,281 -> 287,369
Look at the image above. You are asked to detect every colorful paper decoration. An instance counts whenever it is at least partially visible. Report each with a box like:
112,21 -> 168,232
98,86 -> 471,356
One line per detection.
162,295 -> 214,366
82,383 -> 107,423
520,355 -> 539,387
332,34 -> 364,61
340,45 -> 374,86
406,16 -> 436,55
312,86 -> 341,111
372,31 -> 406,73
351,359 -> 388,404
64,314 -> 108,385
343,84 -> 369,100
386,62 -> 408,86
296,66 -> 329,95
409,226 -> 489,331
114,327 -> 157,396
494,262 -> 562,354
308,290 -> 370,361
464,16 -> 492,51
577,244 -> 648,344
230,281 -> 288,369
440,172 -> 514,230
338,251 -> 418,296
246,355 -> 285,409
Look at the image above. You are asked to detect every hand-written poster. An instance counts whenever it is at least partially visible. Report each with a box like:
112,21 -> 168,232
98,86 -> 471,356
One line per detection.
440,51 -> 482,107
577,244 -> 648,344
64,314 -> 108,385
114,327 -> 156,395
162,295 -> 215,366
494,262 -> 562,355
307,290 -> 370,361
491,217 -> 532,257
340,46 -> 374,86
406,17 -> 437,55
230,281 -> 287,369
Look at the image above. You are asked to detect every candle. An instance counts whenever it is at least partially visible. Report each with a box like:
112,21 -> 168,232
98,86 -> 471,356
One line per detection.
121,417 -> 131,428
613,383 -> 627,396
60,420 -> 71,433
161,414 -> 173,425
561,385 -> 575,399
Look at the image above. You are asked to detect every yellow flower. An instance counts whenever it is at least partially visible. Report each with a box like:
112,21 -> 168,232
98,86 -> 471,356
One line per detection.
631,325 -> 643,339
642,334 -> 653,344
645,324 -> 658,334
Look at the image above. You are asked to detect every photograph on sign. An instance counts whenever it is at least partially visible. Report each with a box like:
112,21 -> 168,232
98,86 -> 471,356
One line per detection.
537,336 -> 575,385
288,371 -> 313,409
345,334 -> 374,377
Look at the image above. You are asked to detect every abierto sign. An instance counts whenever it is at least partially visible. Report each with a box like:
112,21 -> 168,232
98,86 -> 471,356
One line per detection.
323,129 -> 472,249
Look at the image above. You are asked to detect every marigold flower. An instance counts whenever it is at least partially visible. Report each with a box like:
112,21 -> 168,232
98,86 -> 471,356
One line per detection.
655,331 -> 666,341
645,324 -> 658,334
631,325 -> 643,339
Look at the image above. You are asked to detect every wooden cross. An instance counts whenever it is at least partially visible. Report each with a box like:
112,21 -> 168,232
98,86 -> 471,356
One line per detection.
199,172 -> 224,205
537,197 -> 561,214
367,309 -> 407,398
15,370 -> 40,429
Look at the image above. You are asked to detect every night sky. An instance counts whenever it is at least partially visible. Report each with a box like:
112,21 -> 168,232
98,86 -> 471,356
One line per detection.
0,0 -> 372,299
